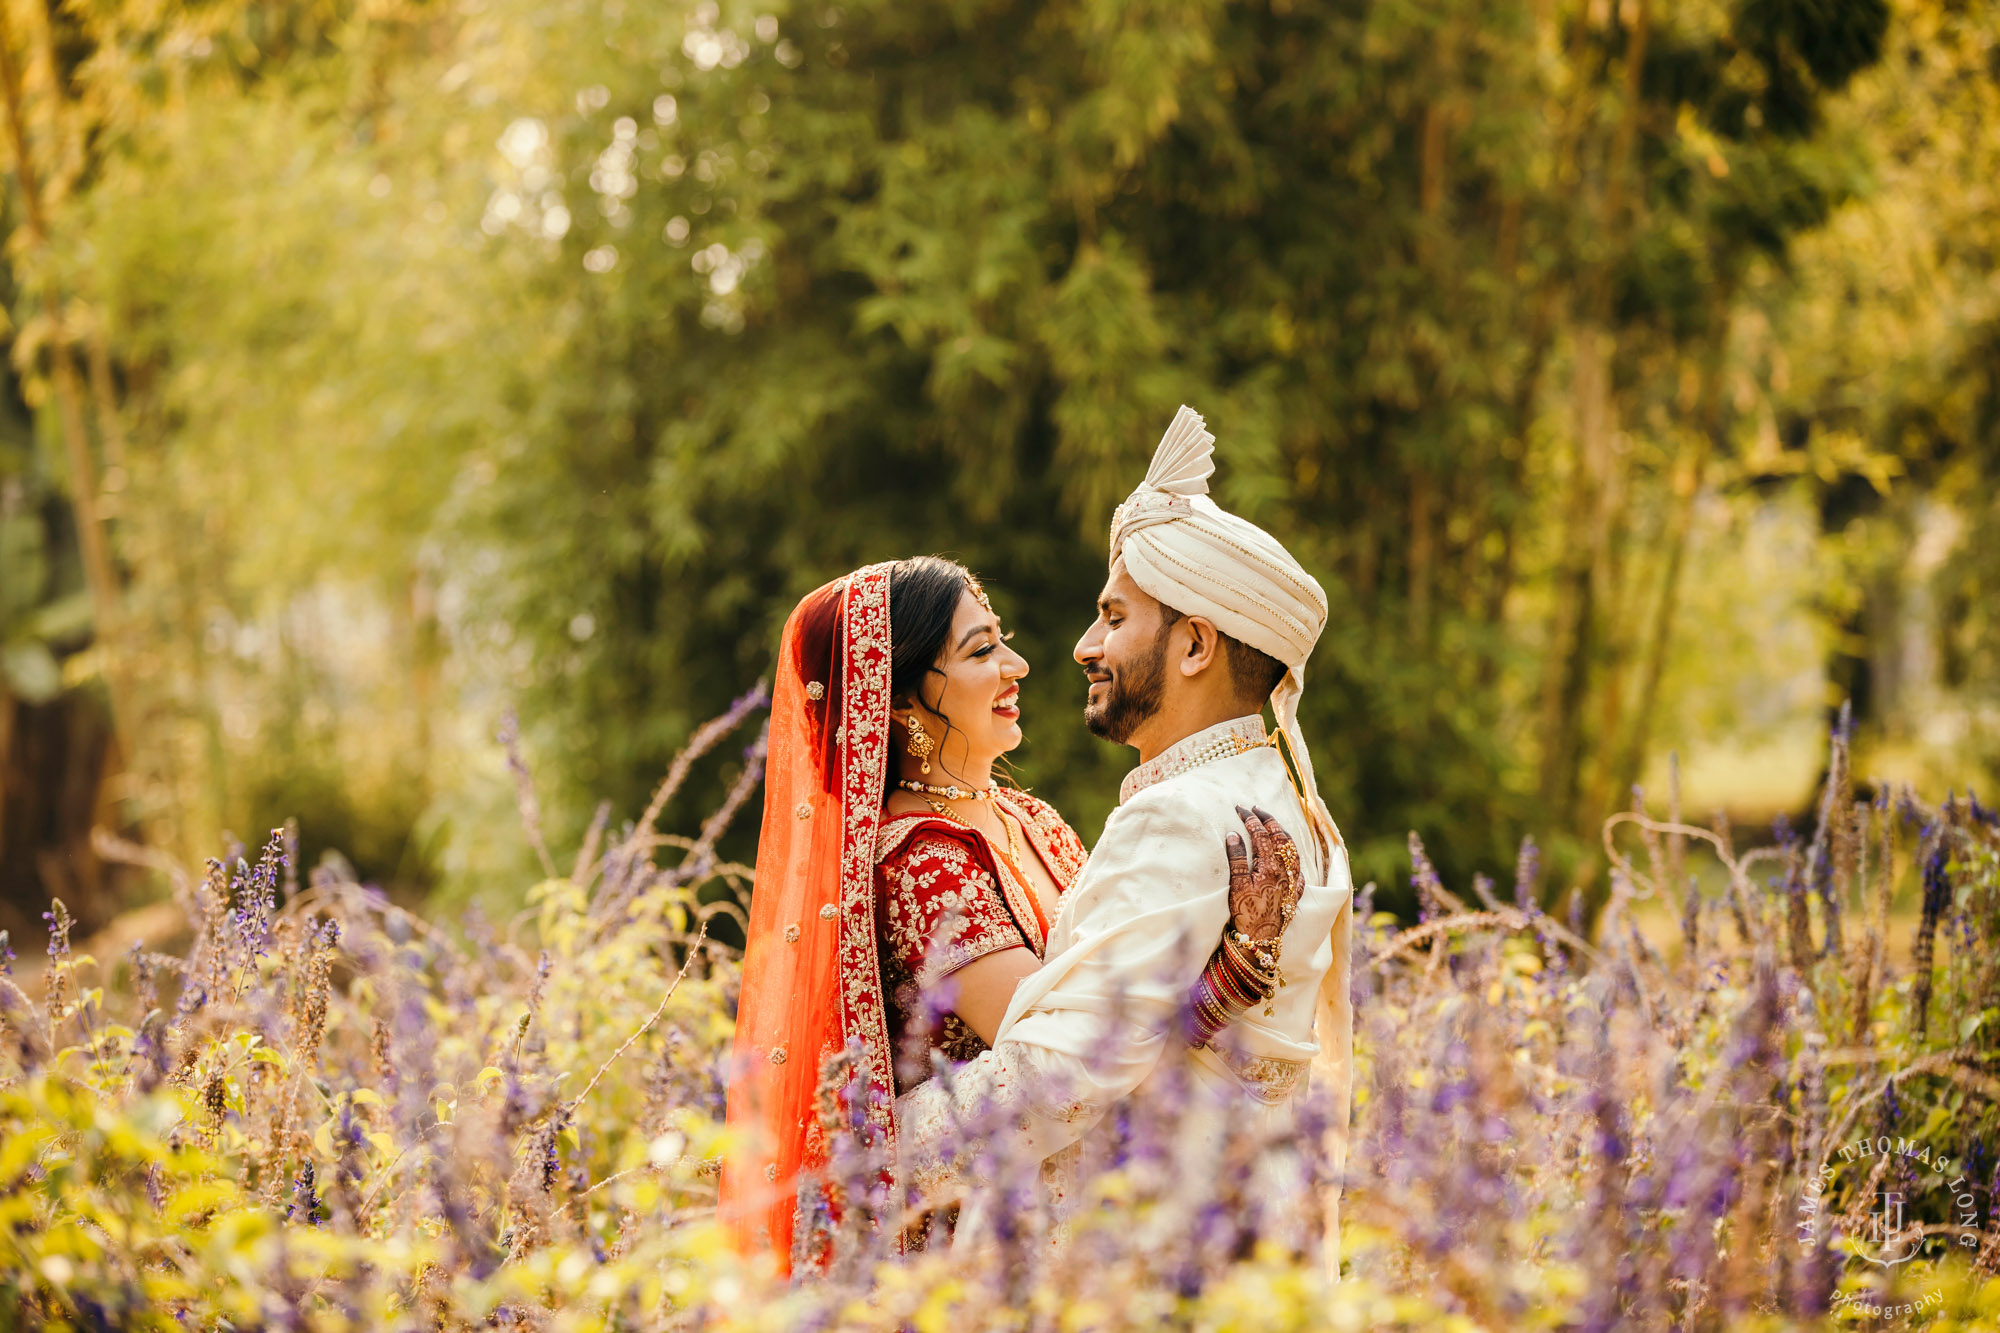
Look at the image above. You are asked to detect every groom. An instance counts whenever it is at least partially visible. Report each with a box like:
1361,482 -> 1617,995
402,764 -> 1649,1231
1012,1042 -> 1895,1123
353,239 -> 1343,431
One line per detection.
896,406 -> 1355,1273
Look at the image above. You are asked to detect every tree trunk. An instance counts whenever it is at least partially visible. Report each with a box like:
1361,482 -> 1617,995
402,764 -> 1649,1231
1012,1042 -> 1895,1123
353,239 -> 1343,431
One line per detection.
1538,320 -> 1612,813
1538,0 -> 1650,825
1611,381 -> 1716,802
0,9 -> 128,759
1585,423 -> 1636,817
1408,469 -> 1433,647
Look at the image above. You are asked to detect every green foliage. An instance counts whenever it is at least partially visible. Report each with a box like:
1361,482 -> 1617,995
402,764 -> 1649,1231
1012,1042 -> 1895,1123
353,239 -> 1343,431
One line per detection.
2,0 -> 1994,906
0,498 -> 88,705
0,348 -> 86,709
2,720 -> 1999,1328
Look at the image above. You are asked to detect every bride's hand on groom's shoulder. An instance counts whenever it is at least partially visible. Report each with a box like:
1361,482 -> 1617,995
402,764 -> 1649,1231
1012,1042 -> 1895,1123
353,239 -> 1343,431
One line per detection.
1224,805 -> 1303,945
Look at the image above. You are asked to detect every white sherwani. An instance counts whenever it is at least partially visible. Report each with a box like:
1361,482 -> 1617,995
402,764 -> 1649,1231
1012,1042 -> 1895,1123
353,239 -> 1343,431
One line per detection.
895,714 -> 1354,1257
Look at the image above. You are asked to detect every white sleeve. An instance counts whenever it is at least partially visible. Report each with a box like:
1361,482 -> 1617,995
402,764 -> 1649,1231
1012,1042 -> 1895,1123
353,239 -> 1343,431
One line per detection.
895,797 -> 1230,1192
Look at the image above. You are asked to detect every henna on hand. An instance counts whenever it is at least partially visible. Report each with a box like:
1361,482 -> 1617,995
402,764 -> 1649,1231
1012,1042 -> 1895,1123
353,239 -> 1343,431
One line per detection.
1227,804 -> 1304,944
1259,804 -> 1306,933
1191,805 -> 1310,1048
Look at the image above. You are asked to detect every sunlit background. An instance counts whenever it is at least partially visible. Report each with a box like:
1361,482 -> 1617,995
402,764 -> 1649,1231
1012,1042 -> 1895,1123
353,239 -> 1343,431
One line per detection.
1,0 -> 1995,947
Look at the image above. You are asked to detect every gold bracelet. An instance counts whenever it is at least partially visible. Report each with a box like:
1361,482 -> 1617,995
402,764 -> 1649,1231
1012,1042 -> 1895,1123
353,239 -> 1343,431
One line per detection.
1223,934 -> 1279,990
1212,948 -> 1266,1007
1228,928 -> 1281,974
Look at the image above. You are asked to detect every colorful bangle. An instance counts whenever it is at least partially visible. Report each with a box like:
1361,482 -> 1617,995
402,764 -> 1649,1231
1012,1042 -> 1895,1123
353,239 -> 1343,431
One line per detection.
1204,944 -> 1263,1010
1214,960 -> 1261,1010
1228,929 -> 1281,977
1221,936 -> 1278,996
1188,984 -> 1229,1046
1216,948 -> 1264,1000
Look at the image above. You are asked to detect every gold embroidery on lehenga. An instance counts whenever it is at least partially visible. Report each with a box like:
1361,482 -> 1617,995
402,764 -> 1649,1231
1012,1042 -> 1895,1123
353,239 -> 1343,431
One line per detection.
1212,1047 -> 1309,1105
872,797 -> 1089,1098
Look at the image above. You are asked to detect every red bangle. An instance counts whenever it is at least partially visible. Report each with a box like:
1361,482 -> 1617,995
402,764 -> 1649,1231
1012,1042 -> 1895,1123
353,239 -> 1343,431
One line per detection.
1204,949 -> 1258,1010
1188,979 -> 1228,1045
1215,947 -> 1269,1006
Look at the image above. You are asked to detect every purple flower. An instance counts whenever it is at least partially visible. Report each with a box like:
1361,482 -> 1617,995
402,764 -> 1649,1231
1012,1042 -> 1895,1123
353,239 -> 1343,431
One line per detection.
288,1161 -> 321,1225
1514,836 -> 1539,912
1408,832 -> 1445,923
43,901 -> 73,961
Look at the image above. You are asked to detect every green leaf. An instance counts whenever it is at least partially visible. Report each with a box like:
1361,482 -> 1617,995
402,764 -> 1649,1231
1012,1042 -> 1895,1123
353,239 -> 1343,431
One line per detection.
0,640 -> 62,703
21,591 -> 92,643
165,1181 -> 241,1224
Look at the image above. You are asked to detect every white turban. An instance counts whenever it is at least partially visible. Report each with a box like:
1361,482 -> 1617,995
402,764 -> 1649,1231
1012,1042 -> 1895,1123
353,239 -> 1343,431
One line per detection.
1109,405 -> 1340,851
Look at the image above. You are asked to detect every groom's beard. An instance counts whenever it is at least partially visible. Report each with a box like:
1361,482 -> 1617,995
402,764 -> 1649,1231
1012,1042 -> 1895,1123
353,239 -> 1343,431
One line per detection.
1083,623 -> 1171,744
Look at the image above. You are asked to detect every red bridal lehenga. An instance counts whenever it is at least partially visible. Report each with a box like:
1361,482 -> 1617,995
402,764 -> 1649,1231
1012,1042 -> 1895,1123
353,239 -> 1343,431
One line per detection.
719,565 -> 1088,1275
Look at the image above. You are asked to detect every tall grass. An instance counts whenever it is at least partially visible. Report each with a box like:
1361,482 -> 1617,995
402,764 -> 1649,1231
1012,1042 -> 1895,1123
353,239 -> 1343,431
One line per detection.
1,702 -> 1996,1330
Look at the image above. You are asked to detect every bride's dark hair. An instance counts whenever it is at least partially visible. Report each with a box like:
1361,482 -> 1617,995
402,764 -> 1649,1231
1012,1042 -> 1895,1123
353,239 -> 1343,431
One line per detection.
787,555 -> 990,802
886,555 -> 985,801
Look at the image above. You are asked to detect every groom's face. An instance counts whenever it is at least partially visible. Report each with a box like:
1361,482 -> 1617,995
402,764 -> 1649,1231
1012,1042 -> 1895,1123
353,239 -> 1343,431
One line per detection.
1076,561 -> 1175,745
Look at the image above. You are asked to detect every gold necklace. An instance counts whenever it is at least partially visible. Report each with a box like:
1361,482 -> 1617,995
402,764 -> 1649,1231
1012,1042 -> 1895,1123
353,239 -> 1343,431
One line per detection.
920,795 -> 1020,865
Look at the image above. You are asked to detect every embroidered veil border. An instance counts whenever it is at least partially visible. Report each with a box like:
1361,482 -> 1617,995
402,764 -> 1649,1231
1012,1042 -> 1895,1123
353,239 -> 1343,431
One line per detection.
720,565 -> 899,1272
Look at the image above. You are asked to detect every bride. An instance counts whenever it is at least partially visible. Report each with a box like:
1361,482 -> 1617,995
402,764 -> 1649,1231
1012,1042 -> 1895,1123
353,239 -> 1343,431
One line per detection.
719,556 -> 1301,1273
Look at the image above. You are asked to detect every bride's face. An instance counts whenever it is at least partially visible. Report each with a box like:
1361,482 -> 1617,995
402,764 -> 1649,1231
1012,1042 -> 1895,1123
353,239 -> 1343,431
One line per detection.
904,589 -> 1029,773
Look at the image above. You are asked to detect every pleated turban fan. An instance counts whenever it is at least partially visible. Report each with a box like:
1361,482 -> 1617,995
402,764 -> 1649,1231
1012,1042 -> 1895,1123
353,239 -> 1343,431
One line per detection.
1109,405 -> 1338,848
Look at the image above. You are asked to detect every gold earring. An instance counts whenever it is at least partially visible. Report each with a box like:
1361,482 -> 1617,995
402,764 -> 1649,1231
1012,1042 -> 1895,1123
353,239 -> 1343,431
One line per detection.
907,715 -> 934,775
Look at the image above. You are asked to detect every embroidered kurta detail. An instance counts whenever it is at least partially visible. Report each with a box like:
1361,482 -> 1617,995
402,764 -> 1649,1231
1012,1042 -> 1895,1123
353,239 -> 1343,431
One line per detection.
1118,714 -> 1273,804
1210,1046 -> 1310,1105
895,736 -> 1356,1254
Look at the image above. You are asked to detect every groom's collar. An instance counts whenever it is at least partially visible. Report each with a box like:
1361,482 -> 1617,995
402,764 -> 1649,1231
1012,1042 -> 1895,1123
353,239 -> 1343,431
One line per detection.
1119,714 -> 1269,805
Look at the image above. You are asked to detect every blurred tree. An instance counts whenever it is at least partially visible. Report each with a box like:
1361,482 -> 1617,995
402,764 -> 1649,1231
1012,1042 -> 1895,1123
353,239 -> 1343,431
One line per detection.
0,0 -> 134,917
0,378 -> 112,921
25,0 -> 1989,921
0,0 -> 491,888
425,0 -> 1887,892
1754,0 -> 2000,793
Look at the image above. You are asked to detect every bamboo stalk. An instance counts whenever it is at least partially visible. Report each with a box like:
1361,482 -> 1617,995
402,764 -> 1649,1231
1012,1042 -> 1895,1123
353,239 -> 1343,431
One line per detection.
1542,0 -> 1653,828
1612,404 -> 1715,799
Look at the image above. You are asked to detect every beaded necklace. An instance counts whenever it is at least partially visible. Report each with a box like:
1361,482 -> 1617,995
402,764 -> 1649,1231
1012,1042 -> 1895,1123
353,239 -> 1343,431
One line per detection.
1120,719 -> 1279,804
897,778 -> 995,802
917,795 -> 1021,867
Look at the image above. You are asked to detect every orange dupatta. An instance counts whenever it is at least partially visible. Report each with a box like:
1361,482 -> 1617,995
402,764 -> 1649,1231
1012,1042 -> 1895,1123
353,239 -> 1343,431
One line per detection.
719,565 -> 901,1273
